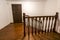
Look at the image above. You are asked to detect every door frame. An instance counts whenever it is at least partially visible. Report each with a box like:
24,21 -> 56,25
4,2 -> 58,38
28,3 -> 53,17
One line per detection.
11,4 -> 22,23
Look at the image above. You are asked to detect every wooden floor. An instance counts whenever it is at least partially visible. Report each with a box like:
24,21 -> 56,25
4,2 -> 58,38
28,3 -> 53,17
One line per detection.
0,23 -> 60,40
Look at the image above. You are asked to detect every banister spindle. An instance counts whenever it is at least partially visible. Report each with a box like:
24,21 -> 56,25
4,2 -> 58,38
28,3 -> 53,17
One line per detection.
38,17 -> 41,33
42,17 -> 45,32
48,17 -> 51,32
23,13 -> 26,37
40,17 -> 43,33
50,17 -> 54,32
35,17 -> 37,34
45,17 -> 48,32
32,17 -> 33,35
28,16 -> 30,40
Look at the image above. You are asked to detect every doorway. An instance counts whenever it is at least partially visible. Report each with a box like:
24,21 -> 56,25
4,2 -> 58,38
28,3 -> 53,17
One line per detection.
12,4 -> 22,23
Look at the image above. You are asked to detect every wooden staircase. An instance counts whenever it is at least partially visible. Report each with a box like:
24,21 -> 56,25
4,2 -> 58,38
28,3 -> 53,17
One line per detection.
22,12 -> 60,40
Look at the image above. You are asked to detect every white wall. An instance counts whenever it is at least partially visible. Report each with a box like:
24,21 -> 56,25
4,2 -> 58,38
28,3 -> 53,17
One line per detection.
44,0 -> 57,15
8,0 -> 58,23
57,0 -> 60,20
8,1 -> 45,23
22,2 -> 43,16
0,0 -> 11,30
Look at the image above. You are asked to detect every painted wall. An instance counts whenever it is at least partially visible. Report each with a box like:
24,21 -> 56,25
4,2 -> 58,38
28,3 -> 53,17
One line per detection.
44,0 -> 57,15
57,0 -> 60,19
8,0 -> 58,22
0,0 -> 11,30
8,1 -> 46,23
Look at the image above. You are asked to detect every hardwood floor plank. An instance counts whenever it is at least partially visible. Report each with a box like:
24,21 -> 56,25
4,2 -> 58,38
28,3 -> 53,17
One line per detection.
0,23 -> 60,40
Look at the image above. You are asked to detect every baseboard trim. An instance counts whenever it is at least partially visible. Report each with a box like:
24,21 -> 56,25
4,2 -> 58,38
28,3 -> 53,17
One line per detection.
0,23 -> 11,30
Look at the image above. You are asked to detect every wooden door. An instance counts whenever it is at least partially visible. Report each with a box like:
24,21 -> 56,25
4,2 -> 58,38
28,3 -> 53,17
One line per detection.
12,4 -> 22,23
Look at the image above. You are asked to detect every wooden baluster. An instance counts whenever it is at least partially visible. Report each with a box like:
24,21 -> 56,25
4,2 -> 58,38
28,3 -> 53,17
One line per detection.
38,17 -> 41,34
32,17 -> 33,35
50,17 -> 54,32
23,13 -> 26,37
48,17 -> 51,32
28,16 -> 30,40
35,17 -> 37,34
41,18 -> 43,33
45,17 -> 48,32
42,17 -> 45,33
36,17 -> 37,34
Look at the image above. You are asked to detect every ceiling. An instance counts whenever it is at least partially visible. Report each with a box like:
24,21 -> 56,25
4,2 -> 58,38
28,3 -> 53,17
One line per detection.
6,0 -> 46,2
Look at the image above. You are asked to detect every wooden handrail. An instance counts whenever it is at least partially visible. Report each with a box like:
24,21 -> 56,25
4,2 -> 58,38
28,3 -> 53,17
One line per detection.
25,16 -> 55,18
25,15 -> 42,23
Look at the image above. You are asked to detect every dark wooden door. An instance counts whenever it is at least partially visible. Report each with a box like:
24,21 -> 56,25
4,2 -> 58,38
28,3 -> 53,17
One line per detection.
12,4 -> 22,23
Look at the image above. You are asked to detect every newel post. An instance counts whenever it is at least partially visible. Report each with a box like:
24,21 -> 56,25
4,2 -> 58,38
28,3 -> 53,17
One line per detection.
23,13 -> 26,37
54,12 -> 58,32
56,12 -> 58,19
